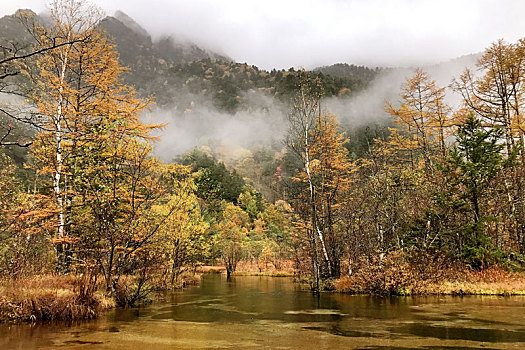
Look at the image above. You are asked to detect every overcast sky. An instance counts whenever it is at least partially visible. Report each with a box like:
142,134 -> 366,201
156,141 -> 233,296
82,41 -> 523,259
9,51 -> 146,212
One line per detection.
3,0 -> 525,70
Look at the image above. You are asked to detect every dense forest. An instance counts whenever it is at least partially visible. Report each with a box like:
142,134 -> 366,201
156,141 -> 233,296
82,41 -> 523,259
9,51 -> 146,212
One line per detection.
2,0 -> 525,322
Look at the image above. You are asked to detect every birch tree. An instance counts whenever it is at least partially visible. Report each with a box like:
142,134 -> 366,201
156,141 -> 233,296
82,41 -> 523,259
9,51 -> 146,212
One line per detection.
286,73 -> 330,291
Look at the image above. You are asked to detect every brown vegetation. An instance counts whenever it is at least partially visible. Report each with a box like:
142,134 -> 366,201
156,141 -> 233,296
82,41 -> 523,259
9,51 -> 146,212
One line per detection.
232,260 -> 295,277
0,275 -> 114,323
333,252 -> 525,296
195,261 -> 295,277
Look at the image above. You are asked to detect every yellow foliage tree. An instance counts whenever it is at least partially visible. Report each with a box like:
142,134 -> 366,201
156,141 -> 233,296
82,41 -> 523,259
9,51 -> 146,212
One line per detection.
215,203 -> 249,278
153,165 -> 209,287
28,0 -> 162,284
386,69 -> 453,167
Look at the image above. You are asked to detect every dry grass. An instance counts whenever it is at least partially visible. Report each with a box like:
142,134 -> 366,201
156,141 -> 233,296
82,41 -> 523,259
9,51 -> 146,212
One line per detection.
430,267 -> 525,295
196,261 -> 295,277
196,266 -> 226,273
334,263 -> 525,296
232,260 -> 295,277
0,274 -> 114,323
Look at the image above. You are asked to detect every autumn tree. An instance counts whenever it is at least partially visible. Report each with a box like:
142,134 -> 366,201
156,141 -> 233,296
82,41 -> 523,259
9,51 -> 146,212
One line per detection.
153,165 -> 209,287
308,113 -> 354,278
452,39 -> 525,252
351,131 -> 428,261
286,72 -> 355,289
286,73 -> 326,291
27,0 -> 105,272
386,69 -> 453,168
0,154 -> 32,276
0,8 -> 86,148
25,0 -> 165,276
244,200 -> 293,271
452,40 -> 525,155
215,203 -> 249,278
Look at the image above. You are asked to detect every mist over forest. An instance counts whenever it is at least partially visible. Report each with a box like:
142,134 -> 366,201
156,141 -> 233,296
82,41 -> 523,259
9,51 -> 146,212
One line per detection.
0,7 -> 483,165
95,10 -> 485,164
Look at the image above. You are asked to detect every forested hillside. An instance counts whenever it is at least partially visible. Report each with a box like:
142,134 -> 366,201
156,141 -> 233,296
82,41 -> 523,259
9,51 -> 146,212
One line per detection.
1,9 -> 379,110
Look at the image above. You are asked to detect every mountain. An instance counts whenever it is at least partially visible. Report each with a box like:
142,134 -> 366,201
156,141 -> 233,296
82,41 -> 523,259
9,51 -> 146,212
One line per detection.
0,8 -> 484,169
96,12 -> 377,111
98,11 -> 232,105
0,9 -> 380,111
112,10 -> 149,38
0,9 -> 36,44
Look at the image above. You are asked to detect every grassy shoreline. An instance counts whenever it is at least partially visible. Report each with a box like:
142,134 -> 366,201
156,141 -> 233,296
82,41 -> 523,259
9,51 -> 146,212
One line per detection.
230,260 -> 296,277
202,262 -> 525,295
333,266 -> 525,296
196,264 -> 295,277
0,275 -> 114,323
3,266 -> 525,323
0,273 -> 201,323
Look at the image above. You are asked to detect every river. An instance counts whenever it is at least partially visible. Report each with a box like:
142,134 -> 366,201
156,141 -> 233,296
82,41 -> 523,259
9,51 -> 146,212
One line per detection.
1,274 -> 525,349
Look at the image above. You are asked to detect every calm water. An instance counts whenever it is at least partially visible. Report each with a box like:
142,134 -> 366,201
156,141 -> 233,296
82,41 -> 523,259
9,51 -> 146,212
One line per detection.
1,274 -> 525,349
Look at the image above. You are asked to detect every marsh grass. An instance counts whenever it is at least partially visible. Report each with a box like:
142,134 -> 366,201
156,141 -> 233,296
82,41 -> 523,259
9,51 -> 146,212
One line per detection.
436,267 -> 525,295
334,257 -> 525,296
0,274 -> 114,322
231,260 -> 295,277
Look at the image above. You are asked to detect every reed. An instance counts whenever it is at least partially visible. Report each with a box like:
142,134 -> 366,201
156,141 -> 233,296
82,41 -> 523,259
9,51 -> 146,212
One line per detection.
0,274 -> 114,322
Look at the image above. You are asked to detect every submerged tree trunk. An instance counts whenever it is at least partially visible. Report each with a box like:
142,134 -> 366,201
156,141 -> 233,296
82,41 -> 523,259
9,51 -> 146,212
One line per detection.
303,109 -> 331,290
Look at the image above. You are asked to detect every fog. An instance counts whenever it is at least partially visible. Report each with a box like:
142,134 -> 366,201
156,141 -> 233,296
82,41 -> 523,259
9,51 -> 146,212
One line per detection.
3,0 -> 525,70
319,53 -> 479,132
148,51 -> 479,161
0,1 -> 495,162
144,91 -> 289,162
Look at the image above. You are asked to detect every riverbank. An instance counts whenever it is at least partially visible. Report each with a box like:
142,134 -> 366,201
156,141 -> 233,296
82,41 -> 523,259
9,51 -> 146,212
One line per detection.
0,272 -> 202,323
4,264 -> 525,323
0,275 -> 114,323
5,274 -> 525,349
334,266 -> 525,296
197,261 -> 295,277
199,261 -> 525,296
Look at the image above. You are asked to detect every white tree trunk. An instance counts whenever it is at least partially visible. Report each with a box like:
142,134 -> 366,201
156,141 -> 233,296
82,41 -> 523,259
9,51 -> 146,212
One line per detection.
53,35 -> 70,268
302,102 -> 331,277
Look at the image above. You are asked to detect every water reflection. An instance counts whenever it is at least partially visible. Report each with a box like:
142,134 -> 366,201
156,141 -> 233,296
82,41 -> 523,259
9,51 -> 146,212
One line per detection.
1,274 -> 525,349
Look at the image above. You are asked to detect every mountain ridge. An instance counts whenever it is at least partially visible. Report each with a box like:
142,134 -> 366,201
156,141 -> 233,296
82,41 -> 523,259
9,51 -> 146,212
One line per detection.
0,8 -> 480,113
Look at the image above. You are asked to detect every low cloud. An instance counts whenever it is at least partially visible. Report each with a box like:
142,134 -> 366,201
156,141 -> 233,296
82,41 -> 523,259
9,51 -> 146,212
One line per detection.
144,91 -> 288,161
4,0 -> 525,70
